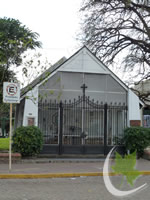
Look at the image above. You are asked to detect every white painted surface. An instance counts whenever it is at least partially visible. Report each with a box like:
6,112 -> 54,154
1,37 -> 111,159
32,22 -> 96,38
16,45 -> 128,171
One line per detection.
3,82 -> 20,103
59,47 -> 128,91
128,89 -> 141,122
59,48 -> 109,74
134,80 -> 150,106
23,86 -> 38,126
22,47 -> 142,128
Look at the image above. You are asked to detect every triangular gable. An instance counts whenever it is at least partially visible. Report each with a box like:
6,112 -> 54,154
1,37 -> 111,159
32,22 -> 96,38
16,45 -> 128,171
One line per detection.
58,46 -> 128,91
23,46 -> 129,96
58,46 -> 110,74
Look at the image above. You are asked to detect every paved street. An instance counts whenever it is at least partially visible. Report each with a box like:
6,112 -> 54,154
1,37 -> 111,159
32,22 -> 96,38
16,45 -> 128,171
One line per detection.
0,158 -> 149,200
0,158 -> 150,174
0,176 -> 149,200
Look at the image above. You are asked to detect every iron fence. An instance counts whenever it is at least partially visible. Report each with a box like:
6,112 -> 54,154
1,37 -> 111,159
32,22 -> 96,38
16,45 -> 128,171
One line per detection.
38,96 -> 127,153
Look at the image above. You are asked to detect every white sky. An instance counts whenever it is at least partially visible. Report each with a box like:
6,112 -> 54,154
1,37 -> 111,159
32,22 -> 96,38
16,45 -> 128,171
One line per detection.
0,0 -> 83,64
0,0 -> 135,86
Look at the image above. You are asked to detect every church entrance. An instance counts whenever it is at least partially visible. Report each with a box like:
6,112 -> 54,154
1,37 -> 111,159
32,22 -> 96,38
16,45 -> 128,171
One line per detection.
38,93 -> 127,155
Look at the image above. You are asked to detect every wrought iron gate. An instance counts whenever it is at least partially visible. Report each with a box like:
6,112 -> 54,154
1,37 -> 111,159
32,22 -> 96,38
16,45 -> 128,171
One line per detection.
38,97 -> 127,155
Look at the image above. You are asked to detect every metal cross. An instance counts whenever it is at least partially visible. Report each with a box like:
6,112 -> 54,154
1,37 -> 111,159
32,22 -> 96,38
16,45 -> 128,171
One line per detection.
81,83 -> 88,98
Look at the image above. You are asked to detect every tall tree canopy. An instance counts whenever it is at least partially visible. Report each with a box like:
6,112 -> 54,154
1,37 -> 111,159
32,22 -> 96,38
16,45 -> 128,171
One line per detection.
0,17 -> 41,85
0,17 -> 41,71
0,17 -> 41,115
80,0 -> 150,80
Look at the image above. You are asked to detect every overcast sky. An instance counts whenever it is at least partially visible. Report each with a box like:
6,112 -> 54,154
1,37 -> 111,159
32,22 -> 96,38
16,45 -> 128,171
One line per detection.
1,0 -> 83,64
0,0 -> 133,84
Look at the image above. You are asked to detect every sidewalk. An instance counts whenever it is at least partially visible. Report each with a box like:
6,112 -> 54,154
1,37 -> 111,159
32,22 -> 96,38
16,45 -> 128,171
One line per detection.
0,158 -> 150,179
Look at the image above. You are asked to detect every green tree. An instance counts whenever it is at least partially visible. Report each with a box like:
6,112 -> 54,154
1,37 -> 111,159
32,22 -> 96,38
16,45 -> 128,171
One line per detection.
80,0 -> 150,80
0,17 -> 41,116
0,17 -> 41,71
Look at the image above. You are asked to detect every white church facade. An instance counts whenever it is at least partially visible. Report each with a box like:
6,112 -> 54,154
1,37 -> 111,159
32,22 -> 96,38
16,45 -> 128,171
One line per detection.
15,46 -> 143,154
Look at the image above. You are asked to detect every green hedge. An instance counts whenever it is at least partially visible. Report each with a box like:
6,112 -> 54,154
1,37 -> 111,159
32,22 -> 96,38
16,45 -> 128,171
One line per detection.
12,126 -> 43,157
124,127 -> 150,158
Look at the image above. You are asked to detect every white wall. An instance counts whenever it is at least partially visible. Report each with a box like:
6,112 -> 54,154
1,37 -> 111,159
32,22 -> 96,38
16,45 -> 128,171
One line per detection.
23,86 -> 38,126
134,80 -> 150,106
128,89 -> 141,124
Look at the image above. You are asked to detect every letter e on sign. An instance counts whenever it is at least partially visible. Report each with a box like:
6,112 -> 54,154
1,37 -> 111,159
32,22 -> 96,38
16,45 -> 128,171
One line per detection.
3,82 -> 20,103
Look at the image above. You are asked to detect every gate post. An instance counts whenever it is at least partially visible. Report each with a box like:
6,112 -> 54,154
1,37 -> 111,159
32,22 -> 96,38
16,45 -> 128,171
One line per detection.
104,103 -> 107,155
58,101 -> 63,155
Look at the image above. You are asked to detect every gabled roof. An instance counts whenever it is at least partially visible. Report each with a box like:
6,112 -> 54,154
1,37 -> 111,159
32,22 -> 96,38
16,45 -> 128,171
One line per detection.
59,46 -> 109,74
56,46 -> 128,90
21,45 -> 129,97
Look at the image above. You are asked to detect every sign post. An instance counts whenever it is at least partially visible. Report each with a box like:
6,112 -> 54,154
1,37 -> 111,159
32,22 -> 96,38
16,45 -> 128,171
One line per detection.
9,103 -> 12,171
3,82 -> 20,172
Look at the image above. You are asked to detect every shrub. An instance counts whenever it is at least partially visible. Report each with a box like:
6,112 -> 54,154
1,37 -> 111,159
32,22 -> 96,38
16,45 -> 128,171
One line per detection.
124,127 -> 150,158
12,126 -> 43,157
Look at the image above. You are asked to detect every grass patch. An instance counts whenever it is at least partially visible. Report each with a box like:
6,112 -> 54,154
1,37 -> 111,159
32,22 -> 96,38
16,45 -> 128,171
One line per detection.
0,138 -> 9,150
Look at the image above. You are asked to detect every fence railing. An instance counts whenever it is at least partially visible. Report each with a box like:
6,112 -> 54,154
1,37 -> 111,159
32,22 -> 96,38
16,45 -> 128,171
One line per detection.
38,96 -> 127,147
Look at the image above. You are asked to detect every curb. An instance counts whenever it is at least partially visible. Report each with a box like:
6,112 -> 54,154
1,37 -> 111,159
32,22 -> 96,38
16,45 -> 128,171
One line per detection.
21,159 -> 105,164
0,171 -> 150,179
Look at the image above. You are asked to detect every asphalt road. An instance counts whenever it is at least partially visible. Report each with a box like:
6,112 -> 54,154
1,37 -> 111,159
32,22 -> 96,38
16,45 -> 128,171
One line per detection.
0,176 -> 149,200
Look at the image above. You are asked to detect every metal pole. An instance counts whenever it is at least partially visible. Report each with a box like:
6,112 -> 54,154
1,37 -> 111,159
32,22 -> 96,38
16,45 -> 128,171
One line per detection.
58,101 -> 63,155
104,103 -> 107,156
9,103 -> 12,172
